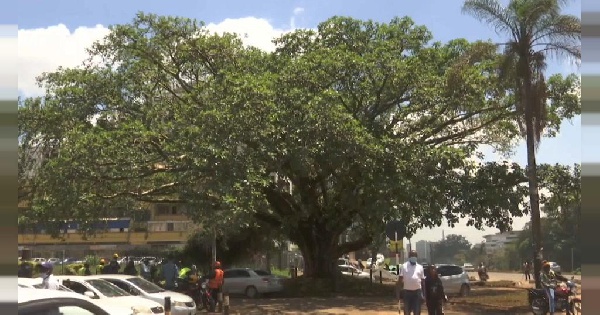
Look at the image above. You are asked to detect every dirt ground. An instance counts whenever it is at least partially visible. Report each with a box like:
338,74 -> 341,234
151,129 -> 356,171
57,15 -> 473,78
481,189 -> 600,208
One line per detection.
224,294 -> 531,315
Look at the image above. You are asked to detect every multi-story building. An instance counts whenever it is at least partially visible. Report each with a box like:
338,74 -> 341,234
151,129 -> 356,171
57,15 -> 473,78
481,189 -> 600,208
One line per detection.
415,240 -> 431,263
483,230 -> 521,254
18,202 -> 197,259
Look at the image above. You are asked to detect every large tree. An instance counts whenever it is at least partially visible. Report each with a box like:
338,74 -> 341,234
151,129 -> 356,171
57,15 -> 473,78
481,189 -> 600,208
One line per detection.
19,13 -> 578,279
462,0 -> 581,288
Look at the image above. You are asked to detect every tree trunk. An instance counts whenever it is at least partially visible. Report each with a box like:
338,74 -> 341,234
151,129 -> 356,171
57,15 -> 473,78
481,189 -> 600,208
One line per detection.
523,72 -> 544,289
297,232 -> 338,279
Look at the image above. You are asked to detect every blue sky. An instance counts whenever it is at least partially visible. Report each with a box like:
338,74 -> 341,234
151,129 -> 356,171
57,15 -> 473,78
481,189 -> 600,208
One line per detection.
16,0 -> 582,245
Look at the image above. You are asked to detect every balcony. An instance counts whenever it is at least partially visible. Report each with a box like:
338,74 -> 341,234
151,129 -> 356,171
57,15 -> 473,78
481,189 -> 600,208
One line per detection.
18,230 -> 194,246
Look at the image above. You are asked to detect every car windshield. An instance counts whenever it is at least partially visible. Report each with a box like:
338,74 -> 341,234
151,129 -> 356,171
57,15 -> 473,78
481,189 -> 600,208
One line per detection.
126,277 -> 165,294
86,279 -> 130,297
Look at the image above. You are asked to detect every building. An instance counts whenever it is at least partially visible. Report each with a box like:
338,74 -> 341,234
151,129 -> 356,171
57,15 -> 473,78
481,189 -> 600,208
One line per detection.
415,240 -> 431,263
483,230 -> 521,254
18,202 -> 197,259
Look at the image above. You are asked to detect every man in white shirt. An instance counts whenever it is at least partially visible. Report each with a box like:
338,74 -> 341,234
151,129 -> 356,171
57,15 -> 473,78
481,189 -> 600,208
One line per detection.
396,250 -> 425,315
39,262 -> 60,290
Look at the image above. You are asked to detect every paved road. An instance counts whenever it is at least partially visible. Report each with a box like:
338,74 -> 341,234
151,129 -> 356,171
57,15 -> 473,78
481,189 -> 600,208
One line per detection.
468,271 -> 581,283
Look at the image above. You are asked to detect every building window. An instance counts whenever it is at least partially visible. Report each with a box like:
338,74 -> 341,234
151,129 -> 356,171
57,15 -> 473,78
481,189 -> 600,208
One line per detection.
156,204 -> 179,216
167,223 -> 174,232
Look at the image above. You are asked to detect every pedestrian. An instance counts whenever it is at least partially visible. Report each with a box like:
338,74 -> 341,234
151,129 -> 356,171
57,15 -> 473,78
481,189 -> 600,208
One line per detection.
396,250 -> 426,315
424,266 -> 447,315
103,254 -> 120,274
39,262 -> 59,290
141,259 -> 151,280
524,261 -> 531,281
123,259 -> 137,276
78,262 -> 92,276
162,258 -> 179,290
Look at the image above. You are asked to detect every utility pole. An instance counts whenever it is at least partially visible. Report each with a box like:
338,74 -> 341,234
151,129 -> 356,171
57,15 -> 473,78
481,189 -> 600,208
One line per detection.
212,228 -> 217,263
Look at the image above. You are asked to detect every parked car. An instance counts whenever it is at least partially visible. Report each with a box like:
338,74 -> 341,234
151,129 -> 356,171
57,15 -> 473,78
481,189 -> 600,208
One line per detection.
254,269 -> 286,282
91,275 -> 196,315
31,258 -> 46,263
19,288 -> 111,315
548,261 -> 561,273
338,265 -> 370,278
18,277 -> 75,292
54,276 -> 165,314
462,263 -> 475,272
432,264 -> 471,297
63,257 -> 82,265
47,257 -> 62,265
222,268 -> 284,298
18,287 -> 150,315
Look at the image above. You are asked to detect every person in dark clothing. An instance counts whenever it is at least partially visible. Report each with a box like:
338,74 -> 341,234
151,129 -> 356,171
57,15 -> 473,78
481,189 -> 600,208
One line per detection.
18,262 -> 33,278
424,266 -> 447,315
524,261 -> 531,281
103,253 -> 121,274
123,260 -> 137,276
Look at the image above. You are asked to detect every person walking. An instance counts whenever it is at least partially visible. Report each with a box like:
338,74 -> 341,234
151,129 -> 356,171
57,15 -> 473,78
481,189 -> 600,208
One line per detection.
162,258 -> 179,290
524,261 -> 531,281
424,266 -> 447,315
140,260 -> 152,280
96,259 -> 106,275
396,250 -> 426,315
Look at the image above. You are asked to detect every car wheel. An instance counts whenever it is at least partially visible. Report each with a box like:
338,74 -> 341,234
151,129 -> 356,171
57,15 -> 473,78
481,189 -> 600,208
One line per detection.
245,286 -> 259,299
459,284 -> 470,297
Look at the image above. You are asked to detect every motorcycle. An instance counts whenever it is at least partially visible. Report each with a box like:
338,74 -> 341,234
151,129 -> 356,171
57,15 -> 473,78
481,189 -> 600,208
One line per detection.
478,268 -> 489,282
528,279 -> 580,315
198,280 -> 216,312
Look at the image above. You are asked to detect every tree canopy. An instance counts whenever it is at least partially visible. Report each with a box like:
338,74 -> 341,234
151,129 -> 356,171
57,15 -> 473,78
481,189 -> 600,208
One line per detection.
431,234 -> 472,264
18,13 -> 580,278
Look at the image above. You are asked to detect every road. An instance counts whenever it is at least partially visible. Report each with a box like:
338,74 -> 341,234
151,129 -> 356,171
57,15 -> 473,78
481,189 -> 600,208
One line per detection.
468,271 -> 581,283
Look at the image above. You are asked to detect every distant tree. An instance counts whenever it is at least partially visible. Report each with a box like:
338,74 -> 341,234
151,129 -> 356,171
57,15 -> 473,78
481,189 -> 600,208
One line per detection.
432,234 -> 472,264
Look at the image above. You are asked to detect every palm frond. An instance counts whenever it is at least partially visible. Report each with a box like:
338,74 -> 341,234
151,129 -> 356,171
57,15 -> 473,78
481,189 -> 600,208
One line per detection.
462,0 -> 519,40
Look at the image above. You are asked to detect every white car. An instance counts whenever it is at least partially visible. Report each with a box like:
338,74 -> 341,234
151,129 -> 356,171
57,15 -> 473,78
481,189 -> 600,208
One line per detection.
31,257 -> 46,263
54,275 -> 166,315
18,277 -> 74,292
223,268 -> 284,298
433,264 -> 471,297
91,274 -> 197,315
548,261 -> 561,273
462,263 -> 475,272
18,287 -> 151,314
338,265 -> 370,278
47,257 -> 62,264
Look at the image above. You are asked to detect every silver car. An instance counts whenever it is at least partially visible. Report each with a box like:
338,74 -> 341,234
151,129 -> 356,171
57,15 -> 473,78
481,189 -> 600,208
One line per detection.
548,261 -> 561,273
433,264 -> 471,297
222,268 -> 284,298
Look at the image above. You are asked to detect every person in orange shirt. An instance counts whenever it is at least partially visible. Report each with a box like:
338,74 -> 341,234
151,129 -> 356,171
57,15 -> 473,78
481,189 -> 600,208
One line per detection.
202,261 -> 224,309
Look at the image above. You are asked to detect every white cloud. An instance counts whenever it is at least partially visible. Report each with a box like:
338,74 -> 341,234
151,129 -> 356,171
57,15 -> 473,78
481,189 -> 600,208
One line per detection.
293,7 -> 305,15
18,17 -> 304,97
205,17 -> 293,52
0,29 -> 18,99
18,24 -> 111,97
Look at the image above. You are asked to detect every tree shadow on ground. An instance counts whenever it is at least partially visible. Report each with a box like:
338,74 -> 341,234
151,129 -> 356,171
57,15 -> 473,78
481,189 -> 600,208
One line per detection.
230,290 -> 530,315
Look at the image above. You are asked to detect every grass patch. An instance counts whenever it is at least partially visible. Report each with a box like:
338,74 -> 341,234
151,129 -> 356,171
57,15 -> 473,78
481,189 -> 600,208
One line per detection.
270,268 -> 291,278
449,288 -> 529,313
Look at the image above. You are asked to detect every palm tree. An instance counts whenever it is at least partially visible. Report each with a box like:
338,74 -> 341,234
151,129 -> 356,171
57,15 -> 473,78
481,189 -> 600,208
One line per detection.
462,0 -> 580,289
